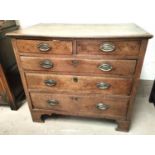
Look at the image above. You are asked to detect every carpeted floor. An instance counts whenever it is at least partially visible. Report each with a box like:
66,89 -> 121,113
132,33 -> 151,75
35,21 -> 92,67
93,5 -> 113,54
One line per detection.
0,80 -> 155,135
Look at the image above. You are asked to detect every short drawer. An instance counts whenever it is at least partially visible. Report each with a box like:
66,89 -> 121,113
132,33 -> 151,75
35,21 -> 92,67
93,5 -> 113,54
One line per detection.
26,73 -> 133,95
77,40 -> 141,56
16,39 -> 73,55
21,56 -> 136,76
30,92 -> 129,119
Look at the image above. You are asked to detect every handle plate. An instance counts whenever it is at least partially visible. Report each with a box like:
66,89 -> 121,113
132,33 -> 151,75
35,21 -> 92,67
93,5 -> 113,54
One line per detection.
98,63 -> 112,72
40,60 -> 53,69
47,99 -> 59,106
38,43 -> 51,52
44,79 -> 57,87
96,82 -> 110,90
100,42 -> 115,52
96,103 -> 109,110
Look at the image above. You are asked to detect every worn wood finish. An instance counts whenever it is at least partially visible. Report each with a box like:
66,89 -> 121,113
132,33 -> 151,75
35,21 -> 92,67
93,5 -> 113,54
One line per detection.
6,23 -> 153,38
16,39 -> 72,54
26,73 -> 132,95
20,56 -> 136,76
30,92 -> 129,119
126,39 -> 149,120
7,23 -> 152,131
77,40 -> 141,56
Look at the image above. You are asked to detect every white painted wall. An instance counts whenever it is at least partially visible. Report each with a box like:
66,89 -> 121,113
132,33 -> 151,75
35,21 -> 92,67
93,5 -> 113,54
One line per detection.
16,0 -> 155,80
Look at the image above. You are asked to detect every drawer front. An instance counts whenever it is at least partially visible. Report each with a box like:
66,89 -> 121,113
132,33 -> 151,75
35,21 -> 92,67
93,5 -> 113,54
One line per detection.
26,73 -> 132,95
21,56 -> 136,76
77,40 -> 141,56
30,92 -> 129,118
16,39 -> 73,54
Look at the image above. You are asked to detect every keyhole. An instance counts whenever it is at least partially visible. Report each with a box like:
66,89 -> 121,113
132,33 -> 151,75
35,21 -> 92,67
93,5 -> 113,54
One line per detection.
73,77 -> 78,82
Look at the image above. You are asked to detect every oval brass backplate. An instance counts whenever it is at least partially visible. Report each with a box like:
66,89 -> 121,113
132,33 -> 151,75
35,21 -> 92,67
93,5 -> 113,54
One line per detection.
37,42 -> 51,52
40,59 -> 53,69
98,63 -> 112,72
96,82 -> 110,90
47,99 -> 59,106
44,79 -> 57,87
100,42 -> 115,53
96,103 -> 109,110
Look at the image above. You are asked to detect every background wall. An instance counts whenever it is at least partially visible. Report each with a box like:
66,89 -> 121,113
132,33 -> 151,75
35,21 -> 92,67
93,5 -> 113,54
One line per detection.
16,0 -> 155,80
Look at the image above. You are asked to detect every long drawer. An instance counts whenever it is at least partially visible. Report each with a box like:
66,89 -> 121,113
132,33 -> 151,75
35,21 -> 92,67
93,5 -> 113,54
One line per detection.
16,39 -> 73,55
30,92 -> 129,119
26,73 -> 133,95
21,56 -> 136,76
77,40 -> 141,56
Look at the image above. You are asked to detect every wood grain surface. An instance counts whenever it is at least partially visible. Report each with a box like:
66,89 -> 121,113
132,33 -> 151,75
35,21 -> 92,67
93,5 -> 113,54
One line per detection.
30,92 -> 129,119
26,73 -> 133,95
20,56 -> 136,76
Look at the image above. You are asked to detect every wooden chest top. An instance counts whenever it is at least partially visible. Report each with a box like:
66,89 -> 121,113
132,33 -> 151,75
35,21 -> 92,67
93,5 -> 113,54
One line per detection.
7,23 -> 153,38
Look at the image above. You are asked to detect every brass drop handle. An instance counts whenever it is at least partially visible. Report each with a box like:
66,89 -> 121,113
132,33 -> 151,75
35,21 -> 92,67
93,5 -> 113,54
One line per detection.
38,43 -> 51,52
96,82 -> 110,90
44,79 -> 57,87
100,42 -> 115,52
96,103 -> 109,110
98,63 -> 112,72
40,60 -> 53,69
47,99 -> 59,106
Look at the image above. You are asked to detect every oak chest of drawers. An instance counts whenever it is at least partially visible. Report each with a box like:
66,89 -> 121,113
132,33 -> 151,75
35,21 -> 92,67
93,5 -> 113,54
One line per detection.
7,23 -> 153,131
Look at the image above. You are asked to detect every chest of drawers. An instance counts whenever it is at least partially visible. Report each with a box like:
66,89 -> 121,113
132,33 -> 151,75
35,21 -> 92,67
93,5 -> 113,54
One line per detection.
7,23 -> 152,131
